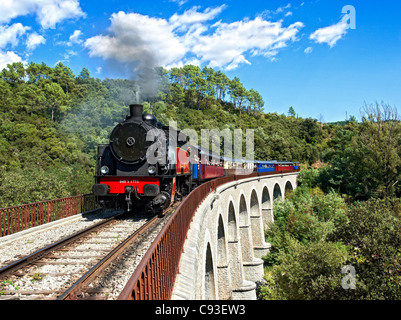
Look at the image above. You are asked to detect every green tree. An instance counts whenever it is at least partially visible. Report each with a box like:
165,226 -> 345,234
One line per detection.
248,89 -> 264,114
1,62 -> 26,87
202,66 -> 216,100
26,62 -> 52,83
0,79 -> 11,107
214,70 -> 229,101
358,102 -> 401,197
321,102 -> 401,199
288,106 -> 296,117
21,85 -> 46,116
330,198 -> 401,299
229,77 -> 247,112
261,240 -> 349,300
43,82 -> 70,121
265,183 -> 348,266
76,67 -> 90,84
52,62 -> 75,94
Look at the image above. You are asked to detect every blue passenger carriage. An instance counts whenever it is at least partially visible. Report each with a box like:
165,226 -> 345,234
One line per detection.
255,160 -> 276,173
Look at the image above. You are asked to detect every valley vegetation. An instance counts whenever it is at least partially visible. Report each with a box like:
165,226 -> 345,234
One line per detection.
260,104 -> 401,299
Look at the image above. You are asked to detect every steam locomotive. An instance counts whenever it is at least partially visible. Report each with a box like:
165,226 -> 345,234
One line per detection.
92,104 -> 300,212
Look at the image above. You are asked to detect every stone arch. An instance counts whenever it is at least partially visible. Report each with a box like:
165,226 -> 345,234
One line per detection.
217,213 -> 231,299
261,186 -> 271,210
228,201 -> 237,242
273,183 -> 282,201
238,193 -> 253,263
250,189 -> 260,217
204,243 -> 216,300
250,189 -> 264,251
284,180 -> 294,198
261,186 -> 273,228
239,194 -> 248,226
227,200 -> 244,290
217,214 -> 227,266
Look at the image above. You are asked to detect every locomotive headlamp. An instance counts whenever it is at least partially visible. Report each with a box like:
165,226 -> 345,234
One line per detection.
101,166 -> 109,175
148,165 -> 156,175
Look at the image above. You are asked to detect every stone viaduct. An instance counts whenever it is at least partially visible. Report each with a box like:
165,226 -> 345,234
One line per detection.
171,172 -> 298,300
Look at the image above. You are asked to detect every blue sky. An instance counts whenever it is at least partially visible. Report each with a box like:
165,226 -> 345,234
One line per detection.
0,0 -> 400,122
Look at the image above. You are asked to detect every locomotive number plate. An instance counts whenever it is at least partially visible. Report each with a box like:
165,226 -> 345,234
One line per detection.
119,180 -> 140,184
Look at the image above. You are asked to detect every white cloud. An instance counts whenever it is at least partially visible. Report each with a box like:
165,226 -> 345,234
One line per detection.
85,11 -> 186,71
225,55 -> 251,71
261,3 -> 292,18
26,32 -> 46,50
310,15 -> 349,47
56,29 -> 84,47
169,0 -> 189,7
85,8 -> 304,72
169,5 -> 227,31
0,0 -> 85,29
0,50 -> 24,70
69,30 -> 83,45
188,18 -> 304,69
304,46 -> 313,54
0,23 -> 30,49
40,0 -> 86,29
276,3 -> 291,14
63,49 -> 77,60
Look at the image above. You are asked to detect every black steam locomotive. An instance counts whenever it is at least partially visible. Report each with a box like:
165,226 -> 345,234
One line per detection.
93,104 -> 192,212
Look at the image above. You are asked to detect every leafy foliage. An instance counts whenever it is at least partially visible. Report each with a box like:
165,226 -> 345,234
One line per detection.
261,169 -> 401,300
319,103 -> 401,200
260,240 -> 349,300
264,181 -> 348,268
329,198 -> 401,299
261,178 -> 351,300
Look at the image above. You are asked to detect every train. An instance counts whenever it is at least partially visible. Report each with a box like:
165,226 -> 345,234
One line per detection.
92,104 -> 300,212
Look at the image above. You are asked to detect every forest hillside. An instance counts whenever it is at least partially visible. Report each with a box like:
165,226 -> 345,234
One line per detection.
0,62 -> 327,207
1,62 -> 400,205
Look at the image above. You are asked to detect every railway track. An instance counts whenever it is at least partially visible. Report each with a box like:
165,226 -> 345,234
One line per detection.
0,206 -> 176,300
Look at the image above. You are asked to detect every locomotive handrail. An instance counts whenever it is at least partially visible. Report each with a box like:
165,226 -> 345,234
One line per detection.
118,169 -> 299,300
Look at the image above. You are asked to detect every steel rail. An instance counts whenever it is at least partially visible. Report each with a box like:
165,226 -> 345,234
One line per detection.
0,210 -> 124,280
58,214 -> 160,300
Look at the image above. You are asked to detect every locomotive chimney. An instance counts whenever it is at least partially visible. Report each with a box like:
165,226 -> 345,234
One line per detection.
129,104 -> 143,120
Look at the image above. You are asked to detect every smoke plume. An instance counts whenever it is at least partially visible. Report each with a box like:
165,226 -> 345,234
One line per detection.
84,11 -> 185,102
